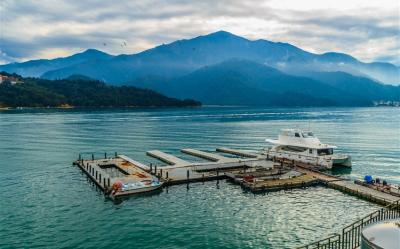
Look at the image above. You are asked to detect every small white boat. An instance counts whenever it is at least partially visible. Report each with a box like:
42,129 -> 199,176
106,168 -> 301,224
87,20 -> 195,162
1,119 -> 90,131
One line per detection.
110,178 -> 163,198
264,129 -> 351,169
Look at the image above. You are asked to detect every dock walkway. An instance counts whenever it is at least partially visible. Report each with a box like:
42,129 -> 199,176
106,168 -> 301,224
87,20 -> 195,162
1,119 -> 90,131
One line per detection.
74,151 -> 399,205
146,150 -> 190,167
216,147 -> 259,158
295,165 -> 399,205
181,148 -> 237,162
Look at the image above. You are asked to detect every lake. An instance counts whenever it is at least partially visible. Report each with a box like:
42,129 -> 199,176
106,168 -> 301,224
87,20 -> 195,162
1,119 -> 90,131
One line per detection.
0,107 -> 399,248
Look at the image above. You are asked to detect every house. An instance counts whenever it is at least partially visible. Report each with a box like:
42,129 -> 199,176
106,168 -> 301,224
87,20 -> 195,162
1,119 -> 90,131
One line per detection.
0,74 -> 23,85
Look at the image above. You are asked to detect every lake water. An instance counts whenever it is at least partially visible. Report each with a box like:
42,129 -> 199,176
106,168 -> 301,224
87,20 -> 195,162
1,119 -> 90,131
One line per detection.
0,107 -> 399,248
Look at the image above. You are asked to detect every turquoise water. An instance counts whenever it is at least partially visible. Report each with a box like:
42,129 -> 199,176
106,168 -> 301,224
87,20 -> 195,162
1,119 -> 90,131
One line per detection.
0,107 -> 399,248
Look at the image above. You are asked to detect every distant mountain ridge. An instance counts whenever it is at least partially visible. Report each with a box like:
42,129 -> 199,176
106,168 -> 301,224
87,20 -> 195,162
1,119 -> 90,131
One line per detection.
0,49 -> 112,78
1,31 -> 398,85
133,59 -> 397,106
0,31 -> 399,106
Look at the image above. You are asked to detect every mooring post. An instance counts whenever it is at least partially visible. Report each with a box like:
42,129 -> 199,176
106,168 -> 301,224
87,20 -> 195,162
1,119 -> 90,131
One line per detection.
104,152 -> 107,159
81,159 -> 83,165
166,171 -> 169,179
187,170 -> 190,180
107,178 -> 110,187
160,169 -> 163,178
99,173 -> 102,182
150,163 -> 153,173
155,165 -> 158,176
95,171 -> 98,180
91,154 -> 94,161
115,152 -> 117,158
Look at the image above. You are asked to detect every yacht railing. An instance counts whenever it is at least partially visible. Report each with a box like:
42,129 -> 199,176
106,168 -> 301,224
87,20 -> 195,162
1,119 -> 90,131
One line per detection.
298,199 -> 400,249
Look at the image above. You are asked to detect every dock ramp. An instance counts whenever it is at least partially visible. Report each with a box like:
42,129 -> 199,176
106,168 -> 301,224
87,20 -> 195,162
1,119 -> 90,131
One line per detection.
146,150 -> 190,166
181,148 -> 236,163
216,147 -> 259,158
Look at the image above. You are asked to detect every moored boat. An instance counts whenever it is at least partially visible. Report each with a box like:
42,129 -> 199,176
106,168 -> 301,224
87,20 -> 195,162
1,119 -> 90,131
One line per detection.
264,129 -> 351,169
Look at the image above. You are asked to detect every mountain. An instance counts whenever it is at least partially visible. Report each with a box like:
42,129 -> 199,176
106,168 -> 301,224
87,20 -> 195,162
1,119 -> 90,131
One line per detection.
34,31 -> 399,85
131,59 -> 383,106
300,71 -> 400,101
0,72 -> 200,108
0,49 -> 113,78
0,31 -> 399,107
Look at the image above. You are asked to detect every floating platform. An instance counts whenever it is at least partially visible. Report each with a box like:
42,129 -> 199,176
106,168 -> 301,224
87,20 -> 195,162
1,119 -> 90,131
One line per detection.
294,164 -> 399,205
73,148 -> 400,205
181,148 -> 237,162
74,156 -> 162,199
146,150 -> 190,167
216,147 -> 259,158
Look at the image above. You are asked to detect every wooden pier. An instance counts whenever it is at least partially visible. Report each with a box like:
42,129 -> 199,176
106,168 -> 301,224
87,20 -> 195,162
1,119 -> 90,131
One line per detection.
294,165 -> 399,205
181,148 -> 238,162
73,148 -> 400,205
146,150 -> 190,167
216,147 -> 259,158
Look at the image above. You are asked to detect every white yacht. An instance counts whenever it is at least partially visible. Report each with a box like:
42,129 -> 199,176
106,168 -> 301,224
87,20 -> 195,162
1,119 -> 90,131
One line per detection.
264,129 -> 351,169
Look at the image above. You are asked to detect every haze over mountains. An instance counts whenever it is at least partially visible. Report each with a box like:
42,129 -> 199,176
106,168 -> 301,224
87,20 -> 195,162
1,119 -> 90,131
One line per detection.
1,31 -> 399,106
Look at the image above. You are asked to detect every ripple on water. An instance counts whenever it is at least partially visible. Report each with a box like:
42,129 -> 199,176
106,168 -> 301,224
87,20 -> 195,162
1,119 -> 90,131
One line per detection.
0,107 -> 398,248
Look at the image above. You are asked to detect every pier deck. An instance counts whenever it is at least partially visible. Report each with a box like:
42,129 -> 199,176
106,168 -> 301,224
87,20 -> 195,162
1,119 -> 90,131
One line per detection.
216,147 -> 259,158
181,148 -> 237,162
146,150 -> 190,166
295,165 -> 399,205
74,150 -> 399,205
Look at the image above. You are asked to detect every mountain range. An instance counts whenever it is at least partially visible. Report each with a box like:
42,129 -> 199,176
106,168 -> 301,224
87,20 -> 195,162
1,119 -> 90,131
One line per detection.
1,31 -> 399,106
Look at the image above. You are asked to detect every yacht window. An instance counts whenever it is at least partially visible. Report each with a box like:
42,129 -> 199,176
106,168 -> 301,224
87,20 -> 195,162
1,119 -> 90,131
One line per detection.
303,132 -> 314,138
317,148 -> 333,156
295,133 -> 301,137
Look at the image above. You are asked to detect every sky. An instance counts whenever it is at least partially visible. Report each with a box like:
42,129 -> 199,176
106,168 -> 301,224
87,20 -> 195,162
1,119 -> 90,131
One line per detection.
0,0 -> 399,65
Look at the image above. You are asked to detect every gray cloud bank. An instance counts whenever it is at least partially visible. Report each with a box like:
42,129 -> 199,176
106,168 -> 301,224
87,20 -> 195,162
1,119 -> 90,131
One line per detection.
0,0 -> 399,65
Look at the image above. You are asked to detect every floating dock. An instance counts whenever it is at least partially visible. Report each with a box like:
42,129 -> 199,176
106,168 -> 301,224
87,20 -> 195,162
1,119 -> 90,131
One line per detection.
293,164 -> 399,205
74,156 -> 162,199
146,150 -> 190,167
181,148 -> 237,162
216,147 -> 259,158
74,147 -> 400,205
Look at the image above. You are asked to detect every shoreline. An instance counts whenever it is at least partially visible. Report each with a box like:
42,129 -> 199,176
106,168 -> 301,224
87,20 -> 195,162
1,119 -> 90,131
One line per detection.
0,105 -> 202,111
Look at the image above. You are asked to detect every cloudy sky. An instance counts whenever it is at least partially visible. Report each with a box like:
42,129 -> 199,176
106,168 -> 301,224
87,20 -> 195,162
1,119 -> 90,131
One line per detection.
1,0 -> 399,65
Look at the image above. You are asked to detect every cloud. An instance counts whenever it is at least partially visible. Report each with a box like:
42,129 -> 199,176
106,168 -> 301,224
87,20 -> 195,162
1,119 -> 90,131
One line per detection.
0,0 -> 399,65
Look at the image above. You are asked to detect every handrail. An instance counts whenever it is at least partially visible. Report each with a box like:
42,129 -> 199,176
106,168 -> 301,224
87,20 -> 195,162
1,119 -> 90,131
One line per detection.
298,199 -> 400,249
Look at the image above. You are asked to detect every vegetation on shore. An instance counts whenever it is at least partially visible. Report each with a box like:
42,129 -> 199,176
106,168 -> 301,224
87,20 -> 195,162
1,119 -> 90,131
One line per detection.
0,72 -> 201,108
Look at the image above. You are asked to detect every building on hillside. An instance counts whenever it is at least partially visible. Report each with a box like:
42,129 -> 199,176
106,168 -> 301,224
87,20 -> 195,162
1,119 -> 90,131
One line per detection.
0,74 -> 23,85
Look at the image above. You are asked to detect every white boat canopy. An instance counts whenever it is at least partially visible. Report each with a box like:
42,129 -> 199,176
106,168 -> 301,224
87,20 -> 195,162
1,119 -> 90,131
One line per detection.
266,129 -> 337,149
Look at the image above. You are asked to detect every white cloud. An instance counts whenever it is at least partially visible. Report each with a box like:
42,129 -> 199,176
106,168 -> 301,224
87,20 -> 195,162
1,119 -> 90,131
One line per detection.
0,0 -> 399,64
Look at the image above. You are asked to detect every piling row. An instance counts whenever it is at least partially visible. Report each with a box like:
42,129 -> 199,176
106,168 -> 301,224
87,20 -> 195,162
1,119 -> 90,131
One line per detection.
73,158 -> 112,193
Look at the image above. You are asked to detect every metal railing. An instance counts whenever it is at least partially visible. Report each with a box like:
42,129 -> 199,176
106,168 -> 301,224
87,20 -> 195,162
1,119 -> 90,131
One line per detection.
298,199 -> 400,249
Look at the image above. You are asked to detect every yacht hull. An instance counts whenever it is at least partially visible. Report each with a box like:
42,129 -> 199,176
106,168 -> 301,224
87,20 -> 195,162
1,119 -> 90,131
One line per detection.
264,148 -> 351,170
332,156 -> 352,167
